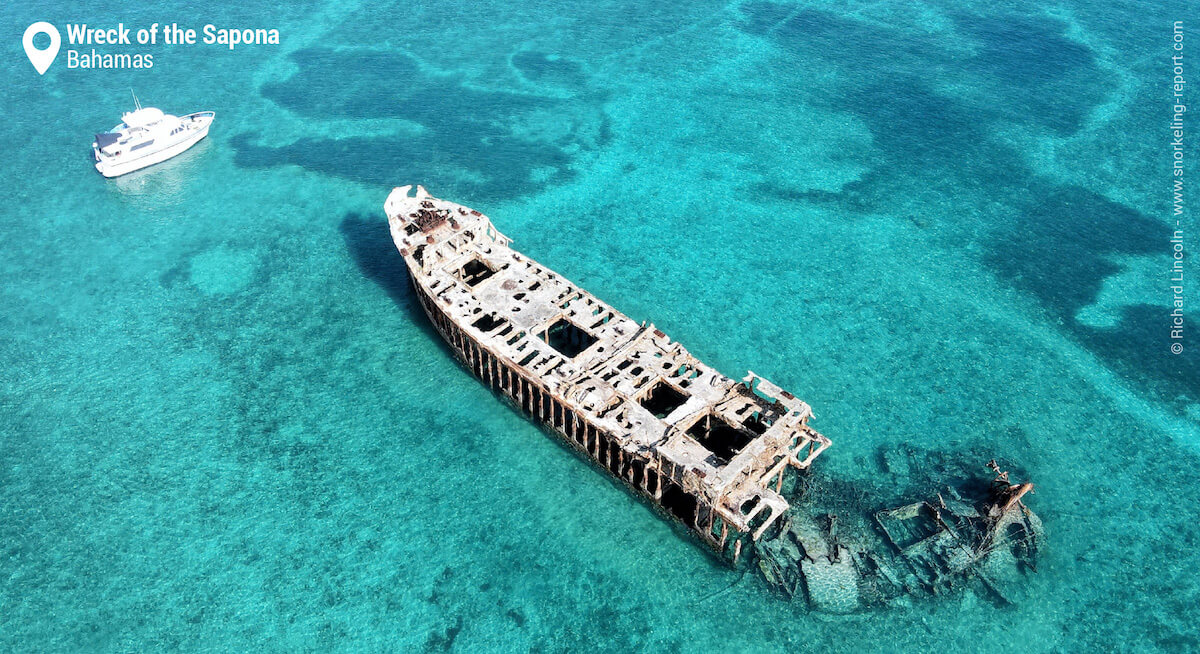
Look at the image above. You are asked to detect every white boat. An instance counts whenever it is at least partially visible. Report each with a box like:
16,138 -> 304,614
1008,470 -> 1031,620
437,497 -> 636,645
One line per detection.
92,98 -> 214,178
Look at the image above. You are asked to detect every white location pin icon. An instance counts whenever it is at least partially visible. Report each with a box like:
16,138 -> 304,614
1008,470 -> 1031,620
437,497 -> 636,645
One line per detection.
23,22 -> 61,75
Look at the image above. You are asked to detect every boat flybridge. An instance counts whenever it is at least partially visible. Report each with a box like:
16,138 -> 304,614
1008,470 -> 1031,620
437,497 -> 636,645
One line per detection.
92,96 -> 214,178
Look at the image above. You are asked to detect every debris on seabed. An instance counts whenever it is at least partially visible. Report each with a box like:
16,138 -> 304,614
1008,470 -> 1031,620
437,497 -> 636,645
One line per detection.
755,460 -> 1043,613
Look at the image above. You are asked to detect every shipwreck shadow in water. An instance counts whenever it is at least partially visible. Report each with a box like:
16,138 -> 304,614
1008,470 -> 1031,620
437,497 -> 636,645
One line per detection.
339,212 -> 443,345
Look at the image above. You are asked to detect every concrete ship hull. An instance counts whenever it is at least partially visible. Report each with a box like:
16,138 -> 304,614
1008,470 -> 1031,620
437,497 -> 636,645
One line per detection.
387,185 -> 830,563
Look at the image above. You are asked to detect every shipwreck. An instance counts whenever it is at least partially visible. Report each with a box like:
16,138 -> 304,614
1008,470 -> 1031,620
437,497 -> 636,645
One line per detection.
386,185 -> 831,564
384,186 -> 1041,610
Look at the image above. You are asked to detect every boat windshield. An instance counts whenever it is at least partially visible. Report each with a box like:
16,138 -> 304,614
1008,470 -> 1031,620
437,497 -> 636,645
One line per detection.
94,132 -> 121,149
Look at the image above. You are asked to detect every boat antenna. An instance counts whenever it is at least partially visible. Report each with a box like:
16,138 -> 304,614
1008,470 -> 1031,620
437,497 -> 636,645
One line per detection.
130,89 -> 142,111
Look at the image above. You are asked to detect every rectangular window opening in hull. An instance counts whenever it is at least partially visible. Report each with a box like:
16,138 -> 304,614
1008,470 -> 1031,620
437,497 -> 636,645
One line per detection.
541,318 -> 598,358
638,381 -> 689,419
660,482 -> 698,526
459,258 -> 496,287
686,413 -> 756,466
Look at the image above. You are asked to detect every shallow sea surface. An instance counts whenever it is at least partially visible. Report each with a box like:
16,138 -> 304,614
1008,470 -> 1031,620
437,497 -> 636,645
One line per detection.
2,0 -> 1197,651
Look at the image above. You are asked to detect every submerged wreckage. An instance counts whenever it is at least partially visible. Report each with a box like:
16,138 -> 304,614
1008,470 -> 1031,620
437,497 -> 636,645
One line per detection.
385,186 -> 1041,611
754,461 -> 1043,612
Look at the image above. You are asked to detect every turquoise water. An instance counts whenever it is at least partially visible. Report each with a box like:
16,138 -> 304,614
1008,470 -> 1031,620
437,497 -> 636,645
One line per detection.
2,0 -> 1197,650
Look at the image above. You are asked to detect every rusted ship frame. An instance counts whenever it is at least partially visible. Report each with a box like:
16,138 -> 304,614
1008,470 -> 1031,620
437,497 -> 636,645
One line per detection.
386,185 -> 831,563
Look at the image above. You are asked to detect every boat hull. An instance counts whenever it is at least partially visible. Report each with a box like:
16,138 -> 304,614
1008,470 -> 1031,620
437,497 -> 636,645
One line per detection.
386,185 -> 831,566
94,114 -> 213,178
